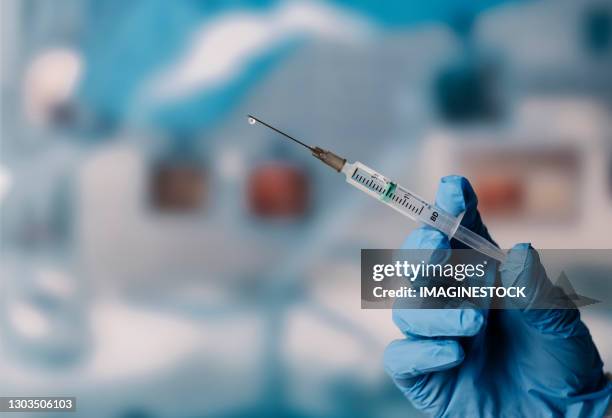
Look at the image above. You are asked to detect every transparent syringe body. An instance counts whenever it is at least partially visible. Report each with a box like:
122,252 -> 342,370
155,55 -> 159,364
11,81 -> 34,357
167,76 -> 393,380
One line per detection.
341,162 -> 506,262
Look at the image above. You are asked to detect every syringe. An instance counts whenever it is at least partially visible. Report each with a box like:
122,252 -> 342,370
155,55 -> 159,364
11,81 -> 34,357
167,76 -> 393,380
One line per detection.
248,115 -> 506,262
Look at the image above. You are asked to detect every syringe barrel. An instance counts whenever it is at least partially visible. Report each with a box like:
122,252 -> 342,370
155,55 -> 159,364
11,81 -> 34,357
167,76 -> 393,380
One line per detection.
342,161 -> 505,262
453,224 -> 506,262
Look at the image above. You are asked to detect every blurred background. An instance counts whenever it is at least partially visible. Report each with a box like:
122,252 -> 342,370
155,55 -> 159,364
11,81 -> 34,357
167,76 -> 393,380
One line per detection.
1,0 -> 612,417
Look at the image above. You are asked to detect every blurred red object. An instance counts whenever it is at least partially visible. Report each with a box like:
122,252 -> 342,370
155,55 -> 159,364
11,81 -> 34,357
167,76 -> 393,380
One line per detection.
459,148 -> 579,221
247,163 -> 309,219
472,176 -> 524,216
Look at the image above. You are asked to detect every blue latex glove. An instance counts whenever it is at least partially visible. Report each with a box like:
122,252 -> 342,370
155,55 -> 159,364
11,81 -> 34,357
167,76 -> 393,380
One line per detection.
384,175 -> 612,417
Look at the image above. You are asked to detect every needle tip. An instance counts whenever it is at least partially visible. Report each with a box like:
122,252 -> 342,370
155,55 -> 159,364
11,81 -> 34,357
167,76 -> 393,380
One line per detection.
246,114 -> 314,151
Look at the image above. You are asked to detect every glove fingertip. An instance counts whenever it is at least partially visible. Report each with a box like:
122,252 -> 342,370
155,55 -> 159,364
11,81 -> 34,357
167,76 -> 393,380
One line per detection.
457,307 -> 486,336
384,339 -> 464,380
436,175 -> 477,217
501,243 -> 533,280
392,307 -> 485,337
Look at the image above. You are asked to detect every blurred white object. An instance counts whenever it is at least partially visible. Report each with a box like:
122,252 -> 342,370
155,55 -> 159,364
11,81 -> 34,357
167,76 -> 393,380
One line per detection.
37,266 -> 76,299
217,147 -> 246,180
7,267 -> 77,340
22,48 -> 83,126
0,257 -> 89,367
7,301 -> 51,339
0,164 -> 12,202
150,0 -> 372,100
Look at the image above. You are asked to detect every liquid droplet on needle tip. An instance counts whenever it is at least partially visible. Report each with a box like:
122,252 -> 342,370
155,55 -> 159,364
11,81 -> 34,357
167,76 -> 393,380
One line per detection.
248,117 -> 256,125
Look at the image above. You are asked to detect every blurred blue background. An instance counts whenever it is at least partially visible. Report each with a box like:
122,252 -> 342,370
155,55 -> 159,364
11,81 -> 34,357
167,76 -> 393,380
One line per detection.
1,0 -> 612,417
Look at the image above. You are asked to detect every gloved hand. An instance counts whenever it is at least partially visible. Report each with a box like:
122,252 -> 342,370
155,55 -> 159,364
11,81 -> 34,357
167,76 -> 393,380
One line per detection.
384,175 -> 612,417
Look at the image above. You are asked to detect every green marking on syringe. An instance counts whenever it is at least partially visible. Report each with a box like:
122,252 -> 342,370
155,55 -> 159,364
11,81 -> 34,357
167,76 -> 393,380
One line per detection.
380,182 -> 397,202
